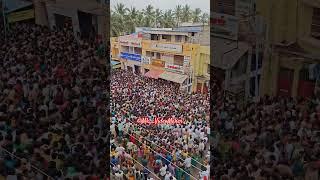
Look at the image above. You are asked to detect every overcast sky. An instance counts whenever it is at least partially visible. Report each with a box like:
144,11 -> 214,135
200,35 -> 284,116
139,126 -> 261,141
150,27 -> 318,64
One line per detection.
111,0 -> 210,13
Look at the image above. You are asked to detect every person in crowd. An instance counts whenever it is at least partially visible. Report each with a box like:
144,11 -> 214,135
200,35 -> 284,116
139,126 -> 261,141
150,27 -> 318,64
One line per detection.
110,69 -> 210,179
211,93 -> 320,180
0,22 -> 108,179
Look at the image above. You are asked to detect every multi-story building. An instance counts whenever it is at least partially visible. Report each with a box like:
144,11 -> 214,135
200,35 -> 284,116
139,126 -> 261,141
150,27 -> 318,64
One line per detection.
211,0 -> 265,99
33,0 -> 108,42
111,24 -> 210,94
258,0 -> 320,98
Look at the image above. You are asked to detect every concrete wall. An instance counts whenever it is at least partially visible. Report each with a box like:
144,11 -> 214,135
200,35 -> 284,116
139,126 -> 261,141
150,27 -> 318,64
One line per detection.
33,0 -> 107,41
258,0 -> 320,97
33,0 -> 49,27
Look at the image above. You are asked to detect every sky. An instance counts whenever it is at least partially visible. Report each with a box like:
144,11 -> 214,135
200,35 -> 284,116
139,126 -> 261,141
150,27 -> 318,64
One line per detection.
111,0 -> 210,13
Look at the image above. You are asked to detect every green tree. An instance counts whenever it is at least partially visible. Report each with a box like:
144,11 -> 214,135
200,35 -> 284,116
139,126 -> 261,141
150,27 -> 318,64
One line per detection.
192,8 -> 202,23
200,13 -> 209,25
154,8 -> 163,28
110,3 -> 129,36
181,4 -> 191,23
143,5 -> 155,27
127,7 -> 139,33
174,5 -> 183,26
161,10 -> 175,28
110,3 -> 209,37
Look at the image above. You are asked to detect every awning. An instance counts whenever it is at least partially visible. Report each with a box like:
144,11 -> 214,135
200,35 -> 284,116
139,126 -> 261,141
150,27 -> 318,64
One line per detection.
144,69 -> 164,79
159,71 -> 188,84
4,0 -> 32,13
212,37 -> 249,70
111,60 -> 120,66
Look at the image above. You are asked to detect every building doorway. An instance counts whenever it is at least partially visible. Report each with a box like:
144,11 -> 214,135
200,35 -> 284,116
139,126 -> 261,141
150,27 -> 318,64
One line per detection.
127,66 -> 133,72
278,67 -> 294,97
78,11 -> 95,40
54,14 -> 72,31
134,65 -> 141,75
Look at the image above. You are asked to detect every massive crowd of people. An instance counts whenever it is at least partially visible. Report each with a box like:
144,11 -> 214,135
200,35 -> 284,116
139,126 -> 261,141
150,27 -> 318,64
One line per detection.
110,69 -> 210,180
1,17 -> 319,180
211,91 -> 320,179
0,22 -> 108,179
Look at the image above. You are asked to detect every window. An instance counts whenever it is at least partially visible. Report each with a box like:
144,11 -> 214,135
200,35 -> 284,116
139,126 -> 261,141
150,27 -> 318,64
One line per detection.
251,53 -> 256,72
173,55 -> 184,66
151,34 -> 159,40
299,68 -> 315,82
146,51 -> 152,57
213,0 -> 235,15
134,47 -> 142,55
207,64 -> 210,74
258,52 -> 263,69
175,35 -> 182,42
311,8 -> 320,39
250,77 -> 255,97
122,46 -> 129,53
162,35 -> 171,42
257,74 -> 261,95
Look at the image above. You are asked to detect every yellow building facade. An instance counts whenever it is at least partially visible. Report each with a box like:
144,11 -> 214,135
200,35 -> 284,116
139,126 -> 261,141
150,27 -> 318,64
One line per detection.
192,46 -> 210,93
258,0 -> 320,98
110,31 -> 210,93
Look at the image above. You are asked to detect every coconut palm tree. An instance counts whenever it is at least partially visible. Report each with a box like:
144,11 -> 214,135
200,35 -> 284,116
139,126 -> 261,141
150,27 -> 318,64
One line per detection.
154,8 -> 163,28
181,4 -> 191,23
110,3 -> 206,36
174,5 -> 183,26
200,13 -> 209,25
136,11 -> 145,27
114,3 -> 128,18
192,8 -> 202,23
161,10 -> 175,28
127,7 -> 139,33
110,3 -> 129,36
143,5 -> 155,27
111,10 -> 124,37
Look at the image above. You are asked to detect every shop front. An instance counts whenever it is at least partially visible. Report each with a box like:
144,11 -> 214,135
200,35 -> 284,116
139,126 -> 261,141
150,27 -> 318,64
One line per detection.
120,52 -> 142,74
159,71 -> 189,92
163,62 -> 192,93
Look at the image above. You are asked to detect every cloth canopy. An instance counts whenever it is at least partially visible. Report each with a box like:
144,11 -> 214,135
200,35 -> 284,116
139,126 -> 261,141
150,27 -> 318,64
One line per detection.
144,69 -> 164,79
159,71 -> 188,84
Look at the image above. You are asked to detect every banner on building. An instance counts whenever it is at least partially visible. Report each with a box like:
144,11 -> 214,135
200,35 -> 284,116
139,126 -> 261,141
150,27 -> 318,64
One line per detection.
151,43 -> 182,53
165,63 -> 184,73
7,9 -> 35,23
211,12 -> 239,40
118,33 -> 142,47
120,52 -> 141,62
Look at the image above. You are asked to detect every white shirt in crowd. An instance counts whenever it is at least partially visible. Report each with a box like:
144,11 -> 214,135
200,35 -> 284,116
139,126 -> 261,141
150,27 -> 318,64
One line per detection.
160,165 -> 167,176
184,157 -> 192,168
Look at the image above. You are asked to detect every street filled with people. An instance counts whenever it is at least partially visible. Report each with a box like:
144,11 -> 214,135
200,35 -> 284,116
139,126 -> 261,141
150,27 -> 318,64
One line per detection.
110,69 -> 210,180
0,22 -> 108,179
211,92 -> 320,180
